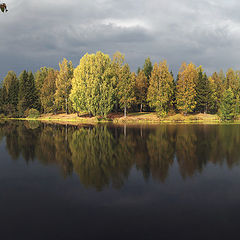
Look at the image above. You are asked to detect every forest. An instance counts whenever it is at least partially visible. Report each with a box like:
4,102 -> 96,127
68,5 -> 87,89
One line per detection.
0,51 -> 239,121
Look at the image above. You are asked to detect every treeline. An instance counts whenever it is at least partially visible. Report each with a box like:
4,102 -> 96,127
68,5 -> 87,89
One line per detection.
1,51 -> 240,120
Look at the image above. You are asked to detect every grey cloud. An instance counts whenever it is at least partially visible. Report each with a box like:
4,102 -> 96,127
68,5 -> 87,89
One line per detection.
1,0 -> 240,79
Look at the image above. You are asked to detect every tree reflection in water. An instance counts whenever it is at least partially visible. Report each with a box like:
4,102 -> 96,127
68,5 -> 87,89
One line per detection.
1,120 -> 240,190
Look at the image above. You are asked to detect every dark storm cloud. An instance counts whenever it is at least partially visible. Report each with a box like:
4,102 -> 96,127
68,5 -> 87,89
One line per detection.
1,0 -> 240,78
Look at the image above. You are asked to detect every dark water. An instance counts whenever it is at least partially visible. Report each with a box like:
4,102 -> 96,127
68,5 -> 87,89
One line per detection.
1,121 -> 240,240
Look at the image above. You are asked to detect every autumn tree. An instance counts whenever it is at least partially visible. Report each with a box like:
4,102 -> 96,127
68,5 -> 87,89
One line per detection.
55,58 -> 74,114
135,70 -> 148,112
147,61 -> 174,117
208,72 -> 224,113
70,51 -> 115,117
117,64 -> 136,117
176,62 -> 198,114
225,68 -> 240,98
111,51 -> 125,112
40,69 -> 58,113
35,67 -> 50,112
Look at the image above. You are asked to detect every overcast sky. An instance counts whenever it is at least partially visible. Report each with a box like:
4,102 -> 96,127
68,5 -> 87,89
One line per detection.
1,0 -> 240,78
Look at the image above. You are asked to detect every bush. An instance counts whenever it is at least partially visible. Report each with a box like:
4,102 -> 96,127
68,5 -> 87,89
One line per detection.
27,108 -> 40,119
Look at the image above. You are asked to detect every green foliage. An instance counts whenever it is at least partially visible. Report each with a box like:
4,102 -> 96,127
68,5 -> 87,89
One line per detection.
219,89 -> 236,121
208,72 -> 224,113
2,71 -> 19,115
27,108 -> 40,119
40,69 -> 58,113
195,68 -> 212,113
135,70 -> 148,112
70,51 -> 115,117
3,51 -> 240,120
147,61 -> 174,117
35,67 -> 50,112
117,64 -> 136,117
18,70 -> 38,116
55,59 -> 74,114
143,57 -> 153,81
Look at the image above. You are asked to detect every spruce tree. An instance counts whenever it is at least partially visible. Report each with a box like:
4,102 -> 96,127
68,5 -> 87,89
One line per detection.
143,57 -> 153,81
18,70 -> 28,116
2,71 -> 19,114
27,71 -> 38,109
195,68 -> 212,113
219,88 -> 235,121
209,72 -> 224,113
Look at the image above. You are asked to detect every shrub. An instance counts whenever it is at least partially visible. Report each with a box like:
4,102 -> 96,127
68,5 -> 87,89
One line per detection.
27,108 -> 40,119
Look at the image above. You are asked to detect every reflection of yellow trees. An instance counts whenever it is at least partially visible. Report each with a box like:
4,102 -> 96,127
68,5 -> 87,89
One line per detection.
146,126 -> 175,182
35,125 -> 73,178
176,126 -> 199,178
210,125 -> 240,168
69,126 -> 134,191
2,121 -> 240,189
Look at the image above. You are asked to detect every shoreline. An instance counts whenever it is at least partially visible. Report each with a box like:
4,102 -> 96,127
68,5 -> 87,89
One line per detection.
2,112 -> 240,125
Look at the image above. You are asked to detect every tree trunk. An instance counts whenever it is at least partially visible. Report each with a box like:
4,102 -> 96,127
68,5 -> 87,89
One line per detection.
124,105 -> 127,118
65,98 -> 68,114
140,103 -> 143,112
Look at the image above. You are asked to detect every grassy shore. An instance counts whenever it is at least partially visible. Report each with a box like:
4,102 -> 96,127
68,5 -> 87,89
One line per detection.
3,112 -> 238,125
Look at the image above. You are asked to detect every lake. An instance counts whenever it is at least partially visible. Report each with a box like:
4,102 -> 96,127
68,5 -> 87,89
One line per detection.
1,121 -> 240,240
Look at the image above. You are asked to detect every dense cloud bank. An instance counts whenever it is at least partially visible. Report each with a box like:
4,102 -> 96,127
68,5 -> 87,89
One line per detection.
1,0 -> 240,77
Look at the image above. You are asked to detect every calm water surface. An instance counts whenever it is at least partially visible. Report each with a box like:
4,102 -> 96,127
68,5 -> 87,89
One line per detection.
1,121 -> 240,239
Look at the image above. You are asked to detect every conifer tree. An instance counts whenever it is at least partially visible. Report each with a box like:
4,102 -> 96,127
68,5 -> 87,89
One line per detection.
176,62 -> 198,114
18,70 -> 29,116
147,61 -> 174,117
143,57 -> 153,81
225,68 -> 239,96
195,68 -> 212,113
135,70 -> 148,112
208,72 -> 224,113
55,58 -> 74,114
27,71 -> 38,109
0,85 -> 7,114
117,64 -> 135,117
2,71 -> 19,113
219,88 -> 235,121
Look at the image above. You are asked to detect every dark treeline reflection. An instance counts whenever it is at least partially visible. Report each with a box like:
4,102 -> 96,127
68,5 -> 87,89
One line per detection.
1,121 -> 240,190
